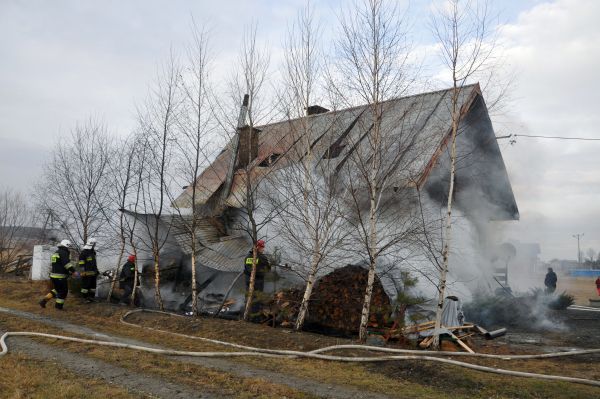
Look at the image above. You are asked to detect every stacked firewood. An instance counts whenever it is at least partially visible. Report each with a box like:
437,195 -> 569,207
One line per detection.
306,265 -> 392,334
266,265 -> 392,335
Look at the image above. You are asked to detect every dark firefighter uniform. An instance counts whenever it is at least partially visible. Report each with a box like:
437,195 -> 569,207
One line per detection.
119,257 -> 136,304
39,245 -> 74,309
243,251 -> 271,292
79,247 -> 98,300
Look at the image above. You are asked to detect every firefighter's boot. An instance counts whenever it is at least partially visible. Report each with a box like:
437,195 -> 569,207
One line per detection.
39,292 -> 53,308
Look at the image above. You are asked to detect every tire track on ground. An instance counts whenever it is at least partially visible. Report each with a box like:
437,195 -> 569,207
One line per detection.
0,306 -> 391,399
0,331 -> 215,399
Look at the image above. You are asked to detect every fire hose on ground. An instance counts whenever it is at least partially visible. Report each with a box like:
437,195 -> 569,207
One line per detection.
1,308 -> 599,388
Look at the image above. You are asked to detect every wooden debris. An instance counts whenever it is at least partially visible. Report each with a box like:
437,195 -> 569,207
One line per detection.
448,331 -> 475,353
418,336 -> 434,348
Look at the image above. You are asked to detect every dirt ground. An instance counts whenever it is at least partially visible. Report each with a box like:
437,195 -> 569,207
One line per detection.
1,278 -> 599,398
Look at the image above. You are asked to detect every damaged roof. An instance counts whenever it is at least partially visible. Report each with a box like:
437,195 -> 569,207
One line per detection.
175,84 -> 517,216
129,86 -> 520,274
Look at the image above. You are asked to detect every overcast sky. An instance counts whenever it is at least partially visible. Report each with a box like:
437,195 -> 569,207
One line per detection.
0,0 -> 598,261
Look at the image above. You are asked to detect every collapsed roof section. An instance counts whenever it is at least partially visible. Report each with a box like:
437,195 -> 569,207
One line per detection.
121,209 -> 247,272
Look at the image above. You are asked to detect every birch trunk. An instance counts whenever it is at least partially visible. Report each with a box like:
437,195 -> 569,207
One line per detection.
359,175 -> 379,342
432,87 -> 459,350
107,215 -> 126,302
242,246 -> 258,320
130,246 -> 139,306
295,249 -> 321,330
359,260 -> 377,341
190,249 -> 198,315
153,245 -> 164,310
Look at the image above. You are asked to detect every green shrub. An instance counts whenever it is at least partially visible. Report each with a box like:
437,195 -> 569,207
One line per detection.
548,292 -> 575,310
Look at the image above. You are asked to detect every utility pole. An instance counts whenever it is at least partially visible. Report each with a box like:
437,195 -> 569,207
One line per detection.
572,233 -> 584,265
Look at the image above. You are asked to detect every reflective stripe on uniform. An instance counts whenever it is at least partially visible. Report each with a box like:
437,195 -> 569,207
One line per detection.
86,257 -> 93,261
50,273 -> 67,278
55,298 -> 65,304
79,260 -> 85,265
51,289 -> 57,295
65,263 -> 74,270
245,258 -> 256,265
81,289 -> 88,293
51,254 -> 60,263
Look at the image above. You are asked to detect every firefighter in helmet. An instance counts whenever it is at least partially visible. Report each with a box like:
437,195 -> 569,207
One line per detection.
243,239 -> 271,293
119,254 -> 137,305
39,240 -> 77,310
79,237 -> 98,302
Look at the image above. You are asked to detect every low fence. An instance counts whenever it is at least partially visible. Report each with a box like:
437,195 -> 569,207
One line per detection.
569,269 -> 600,278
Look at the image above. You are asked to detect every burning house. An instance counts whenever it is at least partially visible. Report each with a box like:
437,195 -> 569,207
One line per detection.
126,84 -> 519,315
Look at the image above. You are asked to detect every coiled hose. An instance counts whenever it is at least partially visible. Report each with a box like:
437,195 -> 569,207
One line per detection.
1,308 -> 598,388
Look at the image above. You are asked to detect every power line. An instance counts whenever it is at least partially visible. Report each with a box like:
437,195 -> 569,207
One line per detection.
496,134 -> 600,141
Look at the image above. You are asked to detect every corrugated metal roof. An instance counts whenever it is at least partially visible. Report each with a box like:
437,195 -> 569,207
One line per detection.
197,236 -> 249,272
175,85 -> 481,209
166,215 -> 225,254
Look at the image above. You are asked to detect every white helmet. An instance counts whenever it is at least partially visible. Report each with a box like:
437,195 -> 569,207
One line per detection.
86,237 -> 97,246
59,239 -> 72,248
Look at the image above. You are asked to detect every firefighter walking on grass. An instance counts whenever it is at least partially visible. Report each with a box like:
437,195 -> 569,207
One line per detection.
79,238 -> 99,302
39,240 -> 78,310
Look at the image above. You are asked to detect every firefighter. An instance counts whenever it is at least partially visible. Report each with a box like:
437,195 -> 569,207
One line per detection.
243,239 -> 271,293
39,240 -> 77,310
79,237 -> 98,302
119,254 -> 137,305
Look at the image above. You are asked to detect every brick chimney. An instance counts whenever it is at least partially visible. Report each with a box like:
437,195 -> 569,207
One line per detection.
237,125 -> 260,169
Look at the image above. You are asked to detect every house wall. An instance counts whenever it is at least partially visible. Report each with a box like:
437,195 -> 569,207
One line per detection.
425,95 -> 518,221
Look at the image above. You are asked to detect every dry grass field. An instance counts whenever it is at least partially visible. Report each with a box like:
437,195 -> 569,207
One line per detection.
0,278 -> 599,398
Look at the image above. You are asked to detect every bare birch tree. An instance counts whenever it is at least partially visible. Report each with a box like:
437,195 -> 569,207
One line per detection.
124,133 -> 152,306
37,118 -> 115,249
137,52 -> 183,311
106,132 -> 145,302
328,0 -> 421,342
429,0 -> 498,349
219,23 -> 280,321
170,22 -> 215,316
265,3 -> 350,331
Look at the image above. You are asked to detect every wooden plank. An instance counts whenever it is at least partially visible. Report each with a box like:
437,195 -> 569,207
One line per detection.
456,332 -> 475,339
442,324 -> 474,330
401,321 -> 436,333
449,332 -> 475,353
474,325 -> 488,335
419,336 -> 434,348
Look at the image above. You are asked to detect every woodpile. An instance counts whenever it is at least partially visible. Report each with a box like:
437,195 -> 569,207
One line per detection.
264,265 -> 392,335
306,265 -> 391,335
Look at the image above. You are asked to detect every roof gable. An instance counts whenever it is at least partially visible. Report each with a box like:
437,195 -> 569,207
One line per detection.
175,84 -> 516,220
